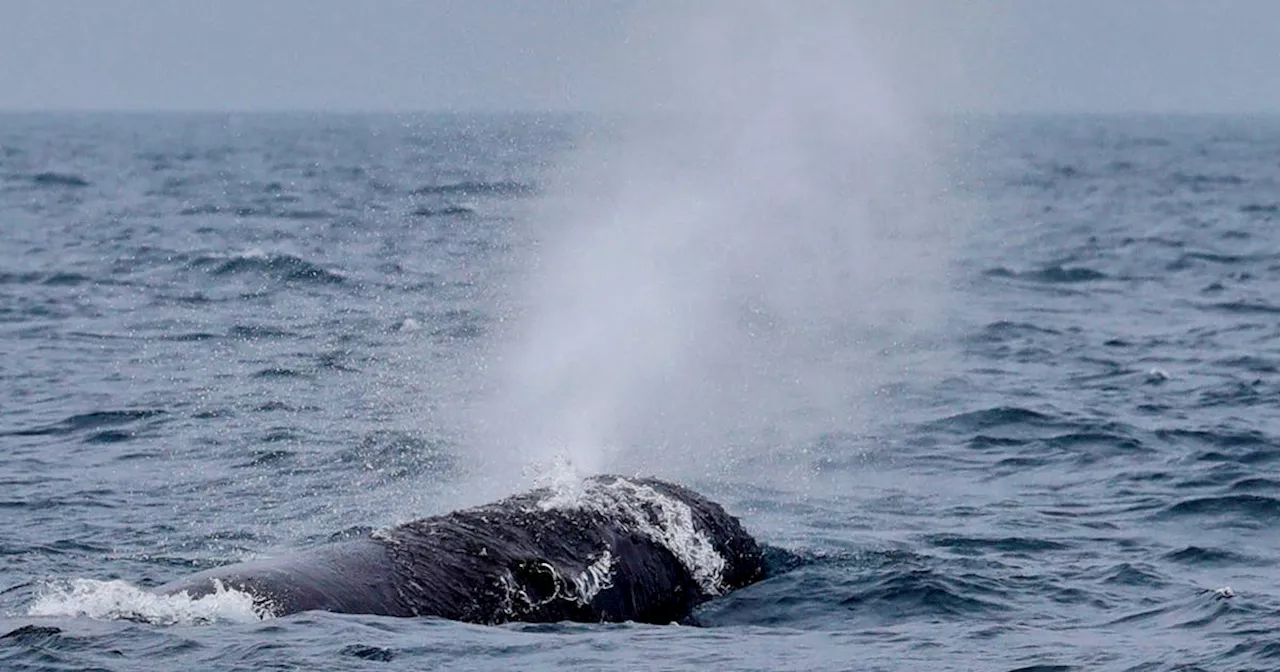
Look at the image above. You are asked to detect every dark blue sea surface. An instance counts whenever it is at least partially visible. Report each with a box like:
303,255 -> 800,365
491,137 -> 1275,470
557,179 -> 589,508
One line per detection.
3,112 -> 1280,671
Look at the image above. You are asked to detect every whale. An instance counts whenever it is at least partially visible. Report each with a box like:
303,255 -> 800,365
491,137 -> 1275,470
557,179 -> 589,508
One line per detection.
155,475 -> 766,624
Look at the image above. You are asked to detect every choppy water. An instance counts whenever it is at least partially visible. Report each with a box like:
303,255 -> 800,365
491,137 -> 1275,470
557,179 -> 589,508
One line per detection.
3,113 -> 1280,671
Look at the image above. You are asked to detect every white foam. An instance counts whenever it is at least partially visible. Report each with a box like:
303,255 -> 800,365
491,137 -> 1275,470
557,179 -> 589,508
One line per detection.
542,477 -> 727,594
496,550 -> 616,615
525,451 -> 590,508
571,550 -> 615,602
27,578 -> 270,625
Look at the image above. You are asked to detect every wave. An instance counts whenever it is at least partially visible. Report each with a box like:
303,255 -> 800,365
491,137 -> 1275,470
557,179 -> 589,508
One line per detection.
83,429 -> 139,444
980,320 -> 1062,337
924,534 -> 1070,555
985,265 -> 1109,283
178,204 -> 252,216
1044,431 -> 1145,452
1155,428 -> 1274,450
188,251 -> 346,284
691,545 -> 1018,629
409,205 -> 476,218
1228,476 -> 1280,492
410,180 -> 535,197
929,406 -> 1058,433
430,321 -> 485,342
1171,171 -> 1246,184
1168,252 -> 1248,267
158,332 -> 221,342
1167,251 -> 1277,271
338,644 -> 396,662
3,410 -> 165,439
1163,545 -> 1255,566
177,204 -> 332,221
233,448 -> 297,469
967,321 -> 1062,346
1215,356 -> 1279,374
335,431 -> 458,483
0,625 -> 63,647
0,271 -> 95,286
29,172 -> 89,187
838,568 -> 1013,619
277,209 -> 331,221
1169,172 -> 1247,190
26,578 -> 268,625
968,435 -> 1031,450
251,367 -> 309,379
1118,235 -> 1186,250
1010,163 -> 1084,188
1099,562 -> 1166,587
1200,300 -> 1280,315
1197,380 -> 1280,409
227,324 -> 295,340
1158,494 -> 1280,521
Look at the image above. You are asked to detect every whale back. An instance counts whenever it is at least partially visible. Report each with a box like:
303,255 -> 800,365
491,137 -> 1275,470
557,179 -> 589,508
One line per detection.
156,538 -> 409,617
158,476 -> 766,624
379,475 -> 766,624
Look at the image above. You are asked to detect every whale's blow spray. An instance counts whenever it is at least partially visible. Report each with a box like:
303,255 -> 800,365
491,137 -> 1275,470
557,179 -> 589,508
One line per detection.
472,3 -> 956,493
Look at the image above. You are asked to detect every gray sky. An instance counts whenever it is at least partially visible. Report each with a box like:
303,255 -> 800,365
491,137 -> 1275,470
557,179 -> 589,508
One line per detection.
1,0 -> 1277,113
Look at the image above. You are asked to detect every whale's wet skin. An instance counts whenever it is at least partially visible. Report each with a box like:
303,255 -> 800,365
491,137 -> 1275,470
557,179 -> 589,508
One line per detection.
156,476 -> 766,624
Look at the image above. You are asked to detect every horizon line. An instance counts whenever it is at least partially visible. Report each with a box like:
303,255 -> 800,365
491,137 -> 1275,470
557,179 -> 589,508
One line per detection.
1,107 -> 1279,117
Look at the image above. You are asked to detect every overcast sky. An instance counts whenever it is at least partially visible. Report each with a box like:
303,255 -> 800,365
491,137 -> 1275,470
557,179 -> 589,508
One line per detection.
0,0 -> 1276,114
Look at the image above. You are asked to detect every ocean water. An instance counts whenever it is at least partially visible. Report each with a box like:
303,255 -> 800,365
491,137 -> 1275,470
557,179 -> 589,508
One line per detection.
2,112 -> 1279,671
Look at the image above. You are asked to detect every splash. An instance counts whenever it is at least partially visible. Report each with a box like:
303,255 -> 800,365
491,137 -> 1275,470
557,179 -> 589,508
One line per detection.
27,578 -> 269,625
472,2 -> 955,493
540,477 -> 728,594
